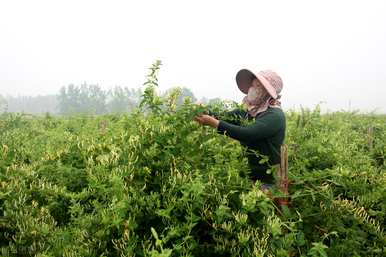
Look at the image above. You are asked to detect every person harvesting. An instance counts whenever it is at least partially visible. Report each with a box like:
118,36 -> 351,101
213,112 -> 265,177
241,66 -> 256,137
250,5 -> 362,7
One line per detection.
194,69 -> 286,191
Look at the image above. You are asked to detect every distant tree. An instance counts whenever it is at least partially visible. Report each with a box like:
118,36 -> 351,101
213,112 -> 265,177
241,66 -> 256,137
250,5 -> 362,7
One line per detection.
79,84 -> 107,114
57,85 -> 80,115
164,87 -> 197,107
5,95 -> 57,114
106,86 -> 142,113
57,83 -> 107,115
178,87 -> 197,105
0,95 -> 8,113
128,88 -> 143,107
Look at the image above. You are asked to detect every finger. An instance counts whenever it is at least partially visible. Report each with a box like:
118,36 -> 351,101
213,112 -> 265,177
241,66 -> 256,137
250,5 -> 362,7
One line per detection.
194,117 -> 203,124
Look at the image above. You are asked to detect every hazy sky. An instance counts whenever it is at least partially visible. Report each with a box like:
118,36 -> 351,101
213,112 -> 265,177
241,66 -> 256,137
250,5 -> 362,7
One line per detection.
1,0 -> 385,112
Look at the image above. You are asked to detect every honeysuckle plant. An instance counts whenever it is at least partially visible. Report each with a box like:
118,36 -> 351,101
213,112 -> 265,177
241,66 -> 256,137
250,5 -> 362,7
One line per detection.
0,61 -> 385,257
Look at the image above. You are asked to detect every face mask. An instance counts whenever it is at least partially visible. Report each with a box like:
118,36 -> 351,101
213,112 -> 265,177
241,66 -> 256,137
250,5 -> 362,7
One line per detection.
245,83 -> 269,107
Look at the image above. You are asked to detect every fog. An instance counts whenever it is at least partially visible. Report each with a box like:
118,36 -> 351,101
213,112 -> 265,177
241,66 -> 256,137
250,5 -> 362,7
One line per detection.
1,0 -> 385,113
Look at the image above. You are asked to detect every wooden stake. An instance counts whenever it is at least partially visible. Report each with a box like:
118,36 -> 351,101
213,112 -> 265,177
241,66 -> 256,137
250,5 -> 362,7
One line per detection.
277,145 -> 290,206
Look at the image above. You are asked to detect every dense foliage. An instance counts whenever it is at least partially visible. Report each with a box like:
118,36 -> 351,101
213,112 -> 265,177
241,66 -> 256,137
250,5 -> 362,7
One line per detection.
1,62 -> 385,256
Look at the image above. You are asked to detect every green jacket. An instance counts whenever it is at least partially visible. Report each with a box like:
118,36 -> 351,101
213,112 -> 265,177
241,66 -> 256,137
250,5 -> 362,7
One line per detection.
213,107 -> 286,184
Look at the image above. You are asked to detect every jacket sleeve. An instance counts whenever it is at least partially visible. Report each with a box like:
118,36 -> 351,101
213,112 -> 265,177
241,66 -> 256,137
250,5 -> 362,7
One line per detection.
217,110 -> 284,141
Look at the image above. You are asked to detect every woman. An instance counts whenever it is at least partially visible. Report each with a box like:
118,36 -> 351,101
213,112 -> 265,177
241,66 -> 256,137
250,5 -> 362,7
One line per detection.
194,69 -> 286,190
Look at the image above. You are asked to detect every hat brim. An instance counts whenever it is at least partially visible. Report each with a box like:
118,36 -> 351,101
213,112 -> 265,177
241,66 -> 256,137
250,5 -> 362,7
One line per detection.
236,69 -> 278,99
236,69 -> 256,94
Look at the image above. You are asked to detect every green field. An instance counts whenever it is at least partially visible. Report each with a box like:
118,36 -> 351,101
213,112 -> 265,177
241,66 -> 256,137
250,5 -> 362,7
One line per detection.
1,73 -> 385,256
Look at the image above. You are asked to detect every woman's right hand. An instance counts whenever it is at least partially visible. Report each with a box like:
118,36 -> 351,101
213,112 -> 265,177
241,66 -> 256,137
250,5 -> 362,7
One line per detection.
194,114 -> 219,128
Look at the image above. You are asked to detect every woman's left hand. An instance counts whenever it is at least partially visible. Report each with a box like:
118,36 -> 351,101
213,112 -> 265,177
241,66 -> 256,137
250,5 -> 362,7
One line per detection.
194,114 -> 220,128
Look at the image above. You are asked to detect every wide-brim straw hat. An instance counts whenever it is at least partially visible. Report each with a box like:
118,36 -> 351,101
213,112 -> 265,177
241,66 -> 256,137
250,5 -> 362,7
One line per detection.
236,69 -> 283,99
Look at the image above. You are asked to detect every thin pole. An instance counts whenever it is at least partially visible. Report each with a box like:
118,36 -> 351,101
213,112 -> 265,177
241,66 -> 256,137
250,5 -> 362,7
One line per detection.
278,145 -> 289,206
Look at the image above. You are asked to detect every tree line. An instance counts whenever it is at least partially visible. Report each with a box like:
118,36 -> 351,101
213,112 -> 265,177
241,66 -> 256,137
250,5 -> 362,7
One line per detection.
0,84 -> 221,115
